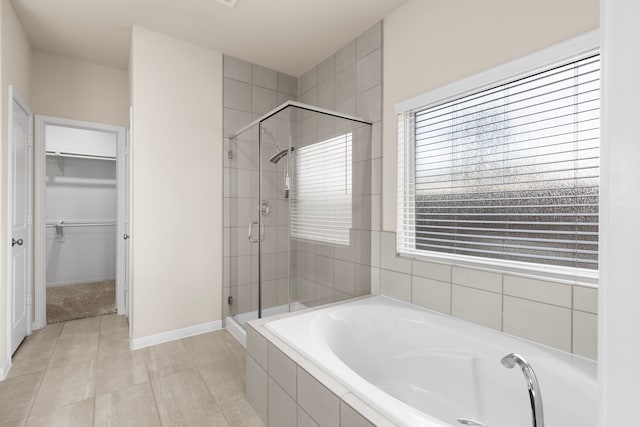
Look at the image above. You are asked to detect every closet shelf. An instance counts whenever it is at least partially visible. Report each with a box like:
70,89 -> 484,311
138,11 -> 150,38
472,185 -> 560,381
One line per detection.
45,220 -> 116,228
46,151 -> 116,161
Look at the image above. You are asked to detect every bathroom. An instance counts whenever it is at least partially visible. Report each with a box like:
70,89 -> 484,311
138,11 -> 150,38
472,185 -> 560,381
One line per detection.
0,0 -> 637,426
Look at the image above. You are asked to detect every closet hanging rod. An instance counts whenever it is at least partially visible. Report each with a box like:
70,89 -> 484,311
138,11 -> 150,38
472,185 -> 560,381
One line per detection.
45,151 -> 116,161
45,221 -> 116,228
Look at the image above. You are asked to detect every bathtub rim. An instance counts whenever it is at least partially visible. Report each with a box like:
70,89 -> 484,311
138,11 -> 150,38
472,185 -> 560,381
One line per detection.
247,294 -> 597,427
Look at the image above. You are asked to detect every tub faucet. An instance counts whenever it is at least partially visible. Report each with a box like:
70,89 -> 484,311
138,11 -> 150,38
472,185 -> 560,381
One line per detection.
501,353 -> 544,427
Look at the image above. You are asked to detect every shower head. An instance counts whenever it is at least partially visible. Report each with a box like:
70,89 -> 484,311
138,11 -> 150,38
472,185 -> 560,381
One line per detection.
269,147 -> 295,164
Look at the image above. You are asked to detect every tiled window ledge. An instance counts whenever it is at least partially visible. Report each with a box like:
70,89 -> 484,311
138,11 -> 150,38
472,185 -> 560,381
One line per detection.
245,309 -> 395,427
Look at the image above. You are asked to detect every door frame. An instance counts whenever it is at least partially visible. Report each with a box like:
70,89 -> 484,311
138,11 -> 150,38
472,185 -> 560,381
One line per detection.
6,85 -> 33,365
34,115 -> 127,329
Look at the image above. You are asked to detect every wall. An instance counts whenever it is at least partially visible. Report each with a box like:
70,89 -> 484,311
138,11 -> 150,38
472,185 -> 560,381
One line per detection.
599,0 -> 640,422
222,56 -> 297,321
129,26 -> 223,341
31,49 -> 129,126
372,0 -> 600,359
291,22 -> 382,308
382,0 -> 599,232
0,0 -> 31,378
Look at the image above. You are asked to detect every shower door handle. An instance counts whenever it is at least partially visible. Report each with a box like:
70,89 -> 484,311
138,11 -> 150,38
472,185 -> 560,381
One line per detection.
248,221 -> 265,243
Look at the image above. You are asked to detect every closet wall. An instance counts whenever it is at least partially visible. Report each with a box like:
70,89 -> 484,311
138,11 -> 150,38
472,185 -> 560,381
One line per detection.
45,125 -> 117,287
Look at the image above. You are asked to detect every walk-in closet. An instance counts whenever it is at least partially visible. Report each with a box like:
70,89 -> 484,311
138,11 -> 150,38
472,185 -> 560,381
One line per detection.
44,124 -> 117,323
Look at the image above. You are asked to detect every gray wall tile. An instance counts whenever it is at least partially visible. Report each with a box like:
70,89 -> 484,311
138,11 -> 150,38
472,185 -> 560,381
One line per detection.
297,367 -> 340,427
412,276 -> 451,315
356,49 -> 382,94
277,72 -> 298,97
503,275 -> 572,307
224,56 -> 252,83
573,310 -> 598,359
380,269 -> 411,302
452,267 -> 502,293
252,64 -> 277,90
224,78 -> 252,112
451,285 -> 502,330
268,377 -> 297,427
573,286 -> 598,314
503,296 -> 572,352
356,22 -> 382,60
317,55 -> 336,84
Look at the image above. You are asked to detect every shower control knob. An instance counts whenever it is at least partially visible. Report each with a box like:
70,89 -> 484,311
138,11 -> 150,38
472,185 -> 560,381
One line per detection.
123,234 -> 130,240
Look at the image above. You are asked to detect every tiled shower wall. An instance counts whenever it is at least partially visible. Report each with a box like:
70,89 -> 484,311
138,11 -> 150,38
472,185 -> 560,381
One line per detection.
223,57 -> 298,322
223,21 -> 598,361
291,22 -> 383,307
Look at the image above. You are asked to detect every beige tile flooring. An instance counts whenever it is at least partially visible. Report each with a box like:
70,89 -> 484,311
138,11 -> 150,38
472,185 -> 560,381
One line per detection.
0,314 -> 264,427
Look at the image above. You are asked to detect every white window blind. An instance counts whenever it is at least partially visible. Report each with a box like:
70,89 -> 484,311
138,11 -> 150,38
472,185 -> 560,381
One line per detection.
398,54 -> 600,271
291,133 -> 352,245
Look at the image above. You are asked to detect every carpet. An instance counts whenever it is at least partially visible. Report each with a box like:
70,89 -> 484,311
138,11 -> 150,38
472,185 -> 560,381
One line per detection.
46,280 -> 116,324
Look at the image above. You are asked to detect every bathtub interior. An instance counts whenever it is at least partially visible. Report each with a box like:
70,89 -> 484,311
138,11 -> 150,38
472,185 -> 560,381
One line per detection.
266,296 -> 597,427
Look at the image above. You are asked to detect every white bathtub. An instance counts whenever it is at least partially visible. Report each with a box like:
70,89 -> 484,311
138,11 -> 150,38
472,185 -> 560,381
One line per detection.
265,295 -> 596,427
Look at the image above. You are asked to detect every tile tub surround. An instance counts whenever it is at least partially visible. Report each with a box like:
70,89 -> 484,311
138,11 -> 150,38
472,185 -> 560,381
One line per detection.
372,230 -> 598,360
246,309 -> 395,427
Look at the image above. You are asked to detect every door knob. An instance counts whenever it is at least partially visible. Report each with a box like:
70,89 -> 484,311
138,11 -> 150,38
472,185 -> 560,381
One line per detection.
12,238 -> 23,247
123,234 -> 130,240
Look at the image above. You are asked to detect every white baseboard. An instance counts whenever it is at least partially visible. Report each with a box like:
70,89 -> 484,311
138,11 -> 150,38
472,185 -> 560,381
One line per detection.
226,316 -> 246,348
130,320 -> 222,351
0,356 -> 11,381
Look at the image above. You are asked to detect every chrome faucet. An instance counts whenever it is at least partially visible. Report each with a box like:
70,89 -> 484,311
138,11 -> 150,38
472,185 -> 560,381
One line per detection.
501,353 -> 544,427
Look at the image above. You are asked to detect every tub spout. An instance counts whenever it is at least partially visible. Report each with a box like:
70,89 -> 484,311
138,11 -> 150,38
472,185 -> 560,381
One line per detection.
501,353 -> 544,427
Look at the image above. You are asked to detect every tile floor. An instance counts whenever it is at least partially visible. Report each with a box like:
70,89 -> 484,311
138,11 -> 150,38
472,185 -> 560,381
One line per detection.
0,314 -> 264,427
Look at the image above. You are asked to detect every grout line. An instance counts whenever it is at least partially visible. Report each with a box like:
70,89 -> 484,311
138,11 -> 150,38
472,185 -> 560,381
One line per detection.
24,319 -> 65,420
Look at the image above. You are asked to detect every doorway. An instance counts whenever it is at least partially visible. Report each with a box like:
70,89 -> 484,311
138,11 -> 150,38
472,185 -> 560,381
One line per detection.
33,116 -> 127,328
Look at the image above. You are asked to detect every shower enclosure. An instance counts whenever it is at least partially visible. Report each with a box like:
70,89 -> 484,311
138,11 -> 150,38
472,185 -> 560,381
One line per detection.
224,101 -> 372,329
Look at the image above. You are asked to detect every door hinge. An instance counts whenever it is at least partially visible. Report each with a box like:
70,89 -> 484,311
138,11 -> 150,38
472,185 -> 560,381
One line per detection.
28,135 -> 33,146
27,214 -> 32,225
27,294 -> 31,305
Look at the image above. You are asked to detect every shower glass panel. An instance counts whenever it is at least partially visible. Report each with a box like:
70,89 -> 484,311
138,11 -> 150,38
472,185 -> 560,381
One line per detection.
289,106 -> 372,308
227,124 -> 260,325
226,102 -> 371,328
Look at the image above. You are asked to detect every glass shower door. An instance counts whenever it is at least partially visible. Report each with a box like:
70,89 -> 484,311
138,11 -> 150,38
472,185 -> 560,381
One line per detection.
229,125 -> 261,326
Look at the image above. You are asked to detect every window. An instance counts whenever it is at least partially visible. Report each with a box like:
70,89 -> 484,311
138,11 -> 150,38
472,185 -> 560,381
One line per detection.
291,133 -> 352,245
397,53 -> 600,273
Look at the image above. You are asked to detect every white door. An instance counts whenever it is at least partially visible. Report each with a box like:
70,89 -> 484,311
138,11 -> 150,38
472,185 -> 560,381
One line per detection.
10,91 -> 33,354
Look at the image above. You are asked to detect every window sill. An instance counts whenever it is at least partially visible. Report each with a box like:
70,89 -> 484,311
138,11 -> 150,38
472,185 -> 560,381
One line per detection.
396,250 -> 598,288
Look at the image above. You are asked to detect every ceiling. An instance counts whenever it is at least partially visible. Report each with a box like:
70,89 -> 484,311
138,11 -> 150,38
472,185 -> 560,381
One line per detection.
11,0 -> 409,76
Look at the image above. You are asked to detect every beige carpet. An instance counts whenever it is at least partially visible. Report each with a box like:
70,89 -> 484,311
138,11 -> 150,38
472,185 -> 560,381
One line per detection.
46,280 -> 116,324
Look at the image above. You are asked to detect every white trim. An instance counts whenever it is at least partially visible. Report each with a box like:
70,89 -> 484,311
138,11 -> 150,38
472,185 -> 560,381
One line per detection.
226,316 -> 246,347
127,106 -> 134,339
34,115 -> 126,328
0,357 -> 11,381
395,30 -> 600,113
130,320 -> 222,350
6,86 -> 33,369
